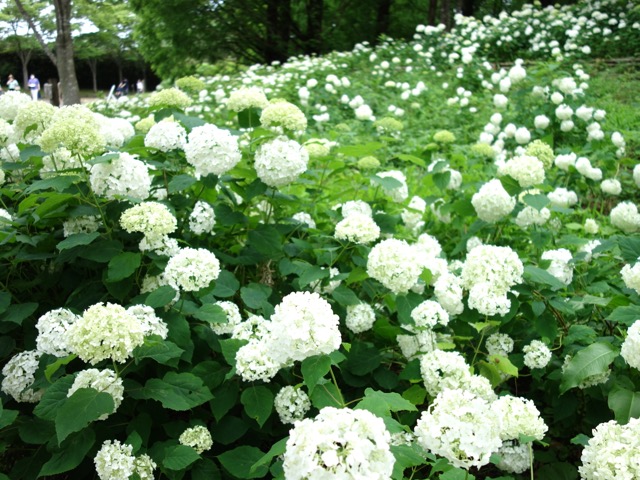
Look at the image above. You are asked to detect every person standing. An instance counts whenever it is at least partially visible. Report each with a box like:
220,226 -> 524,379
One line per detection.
27,74 -> 40,101
136,79 -> 144,94
6,74 -> 19,91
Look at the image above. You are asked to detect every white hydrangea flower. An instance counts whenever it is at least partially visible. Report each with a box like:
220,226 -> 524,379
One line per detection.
515,206 -> 551,229
579,418 -> 640,480
499,155 -> 545,188
496,442 -> 530,474
89,153 -> 151,201
555,152 -> 577,170
189,201 -> 216,235
36,308 -> 79,357
283,407 -> 394,479
401,196 -> 426,230
541,248 -> 573,285
397,330 -> 437,360
486,333 -> 515,357
63,215 -> 100,237
254,136 -> 309,187
420,350 -> 472,397
144,121 -> 187,152
340,200 -> 373,218
345,303 -> 377,333
462,245 -> 523,295
468,282 -> 512,316
235,340 -> 281,382
260,101 -> 307,133
184,124 -> 242,177
523,340 -> 552,369
133,454 -> 156,480
367,238 -> 423,294
179,425 -> 213,454
0,91 -> 32,121
472,179 -> 516,223
67,368 -> 124,420
210,301 -> 242,336
548,188 -> 578,208
514,127 -> 531,145
633,164 -> 640,188
414,388 -> 501,469
601,178 -> 622,196
127,305 -> 168,338
534,115 -> 550,129
334,212 -> 380,244
94,440 -> 135,480
411,300 -> 449,329
227,86 -> 269,111
292,212 -> 316,229
621,320 -> 640,370
164,248 -> 220,292
375,170 -> 409,202
621,262 -> 640,295
1,350 -> 43,403
434,272 -> 464,316
610,202 -> 640,233
274,385 -> 311,424
495,395 -> 548,441
584,218 -> 599,234
68,303 -> 145,365
120,202 -> 177,237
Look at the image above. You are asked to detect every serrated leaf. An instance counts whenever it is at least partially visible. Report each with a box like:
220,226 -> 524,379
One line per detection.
241,386 -> 273,427
25,175 -> 81,194
193,304 -> 227,324
330,285 -> 361,306
143,372 -> 213,411
560,342 -> 618,393
608,387 -> 640,424
523,193 -> 550,211
145,285 -> 177,308
45,354 -> 77,382
107,252 -> 141,282
487,354 -> 519,377
168,174 -> 197,193
0,302 -> 38,325
524,265 -> 565,290
134,337 -> 184,366
237,108 -> 262,129
310,381 -> 344,409
355,388 -> 417,417
56,232 -> 100,251
345,341 -> 382,375
301,355 -> 332,393
251,437 -> 287,474
211,270 -> 240,298
163,444 -> 201,470
55,388 -> 114,443
607,305 -> 640,326
240,283 -> 271,309
0,409 -> 18,429
248,225 -> 283,258
34,376 -> 75,420
39,429 -> 95,477
218,446 -> 269,479
618,236 -> 640,263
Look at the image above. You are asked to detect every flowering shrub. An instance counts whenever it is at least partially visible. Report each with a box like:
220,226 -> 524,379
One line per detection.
1,1 -> 640,479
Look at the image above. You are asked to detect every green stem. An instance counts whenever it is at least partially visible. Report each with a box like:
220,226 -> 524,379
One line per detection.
328,366 -> 346,407
529,442 -> 534,480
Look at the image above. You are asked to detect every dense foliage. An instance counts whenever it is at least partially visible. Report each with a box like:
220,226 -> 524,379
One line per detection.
1,1 -> 640,479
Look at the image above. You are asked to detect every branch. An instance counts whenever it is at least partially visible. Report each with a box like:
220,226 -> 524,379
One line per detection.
13,0 -> 57,66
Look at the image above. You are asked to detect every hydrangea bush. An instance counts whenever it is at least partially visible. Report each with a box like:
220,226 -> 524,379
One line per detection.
1,1 -> 640,479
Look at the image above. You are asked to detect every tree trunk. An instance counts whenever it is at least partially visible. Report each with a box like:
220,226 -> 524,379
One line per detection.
440,0 -> 451,29
428,0 -> 438,26
54,0 -> 81,105
88,59 -> 98,92
19,50 -> 32,89
375,0 -> 393,40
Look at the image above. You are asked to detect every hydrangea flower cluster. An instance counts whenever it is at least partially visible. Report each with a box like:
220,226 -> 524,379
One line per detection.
120,202 -> 177,238
499,155 -> 545,188
472,179 -> 515,223
39,105 -> 106,157
375,170 -> 409,202
420,350 -> 494,400
0,91 -> 31,121
94,440 -> 156,480
579,418 -> 640,480
254,136 -> 309,187
523,340 -> 552,369
541,248 -> 574,285
610,202 -> 640,234
274,385 -> 311,424
163,247 -> 221,292
227,86 -> 269,111
144,120 -> 187,152
345,302 -> 377,333
367,238 -> 423,294
334,211 -> 380,244
127,305 -> 168,338
179,425 -> 213,454
260,100 -> 307,133
63,215 -> 100,237
35,308 -> 79,357
621,319 -> 640,370
147,87 -> 192,109
1,350 -> 43,403
184,124 -> 242,177
189,200 -> 216,235
67,368 -> 124,420
210,300 -> 242,336
283,407 -> 395,479
486,333 -> 515,357
12,101 -> 55,143
621,261 -> 640,295
68,302 -> 146,365
89,153 -> 152,201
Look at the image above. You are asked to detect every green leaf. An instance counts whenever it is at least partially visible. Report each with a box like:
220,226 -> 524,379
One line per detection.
251,437 -> 287,474
0,302 -> 38,326
218,446 -> 269,479
248,225 -> 283,258
240,283 -> 272,309
193,304 -> 227,324
145,285 -> 177,308
608,387 -> 640,424
607,305 -> 640,326
34,375 -> 75,420
0,409 -> 18,429
441,467 -> 475,480
237,108 -> 262,129
25,175 -> 81,193
39,429 -> 95,477
330,285 -> 361,306
560,342 -> 618,393
310,381 -> 343,409
523,265 -> 565,290
45,354 -> 77,382
168,174 -> 197,193
396,153 -> 426,167
163,444 -> 201,470
402,384 -> 427,406
618,236 -> 640,263
355,388 -> 417,417
87,153 -> 119,165
301,355 -> 332,393
211,270 -> 240,298
56,232 -> 101,251
55,388 -> 115,443
134,337 -> 184,366
522,193 -> 550,211
370,174 -> 403,191
241,386 -> 274,427
78,240 -> 123,263
143,372 -> 213,410
433,170 -> 451,191
19,417 -> 55,445
487,355 -> 519,377
335,142 -> 383,157
391,444 -> 427,472
297,265 -> 329,288
107,252 -> 141,282
345,341 -> 382,375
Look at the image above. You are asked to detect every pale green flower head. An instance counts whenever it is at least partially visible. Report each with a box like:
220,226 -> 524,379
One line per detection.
13,101 -> 56,143
260,100 -> 307,133
374,117 -> 404,134
471,142 -> 495,158
175,75 -> 205,94
135,114 -> 156,133
148,87 -> 192,109
38,105 -> 106,157
358,155 -> 381,169
303,138 -> 332,158
433,130 -> 456,143
525,139 -> 554,169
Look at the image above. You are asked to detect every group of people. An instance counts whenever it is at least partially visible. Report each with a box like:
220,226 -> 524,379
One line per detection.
0,73 -> 41,101
115,78 -> 145,97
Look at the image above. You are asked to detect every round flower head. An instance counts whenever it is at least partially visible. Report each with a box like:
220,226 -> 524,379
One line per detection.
579,418 -> 640,480
1,350 -> 43,403
367,238 -> 423,294
12,100 -> 55,143
547,188 -> 578,208
622,262 -> 640,295
303,138 -> 332,158
144,120 -> 187,152
601,179 -> 622,196
334,212 -> 380,244
340,200 -> 373,218
411,300 -> 449,329
472,179 -> 515,223
254,136 -> 309,187
375,170 -> 409,202
63,215 -> 100,237
133,455 -> 156,480
179,425 -> 213,454
274,385 -> 311,424
496,442 -> 530,474
523,340 -> 552,369
485,333 -> 514,357
534,115 -> 550,130
67,368 -> 124,420
499,155 -> 545,188
39,105 -> 106,156
283,406 -> 394,480
227,86 -> 269,112
0,91 -> 32,121
36,308 -> 79,357
120,202 -> 177,237
610,202 -> 640,233
210,300 -> 242,336
345,303 -> 376,333
260,100 -> 307,133
420,350 -> 472,397
397,330 -> 437,360
164,247 -> 220,292
541,248 -> 573,285
414,388 -> 501,469
516,206 -> 551,229
621,320 -> 640,370
434,272 -> 464,316
433,130 -> 456,143
235,339 -> 281,382
524,140 -> 554,168
135,115 -> 155,134
461,244 -> 523,296
358,155 -> 381,169
292,212 -> 315,229
89,153 -> 152,201
127,304 -> 168,338
148,88 -> 192,109
68,302 -> 145,365
94,440 -> 135,480
494,395 -> 548,441
189,200 -> 216,235
39,147 -> 83,178
184,124 -> 242,177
